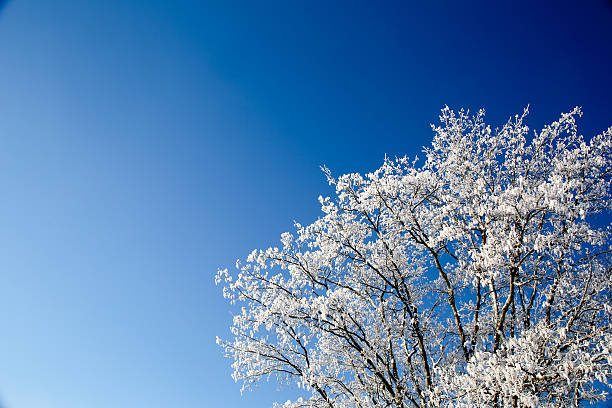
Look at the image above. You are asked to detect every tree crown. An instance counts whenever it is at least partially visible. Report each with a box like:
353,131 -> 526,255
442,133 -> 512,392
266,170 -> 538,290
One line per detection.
217,107 -> 612,408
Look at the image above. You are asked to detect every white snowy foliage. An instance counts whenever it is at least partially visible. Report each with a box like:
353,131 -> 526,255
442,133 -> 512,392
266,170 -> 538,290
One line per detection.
217,107 -> 612,407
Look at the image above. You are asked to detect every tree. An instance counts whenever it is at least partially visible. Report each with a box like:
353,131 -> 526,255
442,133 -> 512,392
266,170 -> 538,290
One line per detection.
216,107 -> 612,408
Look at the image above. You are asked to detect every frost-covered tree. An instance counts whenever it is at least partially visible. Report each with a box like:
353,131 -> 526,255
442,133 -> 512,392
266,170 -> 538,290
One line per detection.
217,107 -> 612,408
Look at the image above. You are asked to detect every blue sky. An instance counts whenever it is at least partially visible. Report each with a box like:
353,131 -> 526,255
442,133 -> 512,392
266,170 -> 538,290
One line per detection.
0,1 -> 611,407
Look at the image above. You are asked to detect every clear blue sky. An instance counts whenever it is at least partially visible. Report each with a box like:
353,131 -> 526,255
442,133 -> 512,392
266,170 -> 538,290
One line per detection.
0,1 -> 611,407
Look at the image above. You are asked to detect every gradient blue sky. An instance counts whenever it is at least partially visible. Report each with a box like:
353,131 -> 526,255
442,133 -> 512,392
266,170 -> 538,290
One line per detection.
0,1 -> 611,407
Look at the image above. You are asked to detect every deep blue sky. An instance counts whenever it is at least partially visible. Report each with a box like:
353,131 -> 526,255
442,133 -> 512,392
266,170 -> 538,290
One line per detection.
0,1 -> 611,407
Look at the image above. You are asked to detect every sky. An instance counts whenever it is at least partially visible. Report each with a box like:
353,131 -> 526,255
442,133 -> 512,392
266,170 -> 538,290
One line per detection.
0,1 -> 611,407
